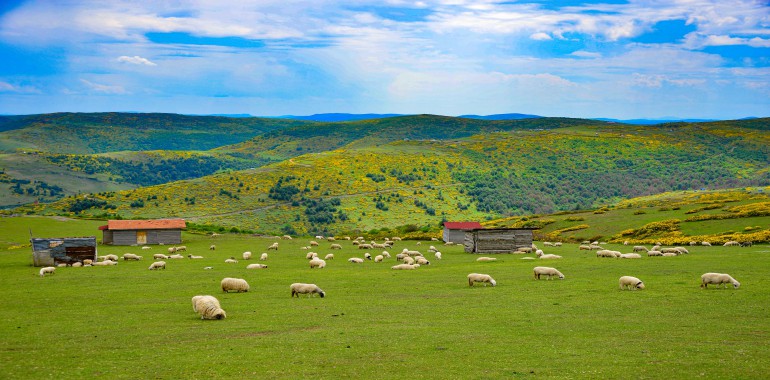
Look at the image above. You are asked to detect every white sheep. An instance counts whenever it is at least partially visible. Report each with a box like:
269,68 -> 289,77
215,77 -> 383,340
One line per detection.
56,263 -> 67,268
723,241 -> 740,247
102,254 -> 119,261
662,252 -> 678,257
647,250 -> 663,257
309,241 -> 319,247
596,250 -> 620,258
72,262 -> 83,267
169,254 -> 184,259
309,258 -> 326,269
221,277 -> 250,293
618,253 -> 642,259
246,263 -> 268,269
701,273 -> 740,289
330,243 -> 342,250
225,258 -> 238,264
675,247 -> 689,254
290,283 -> 325,298
476,257 -> 497,262
122,253 -> 142,261
358,243 -> 373,249
324,253 -> 334,260
374,255 -> 384,263
632,246 -> 648,252
306,252 -> 318,260
364,252 -> 372,260
209,245 -> 216,251
538,253 -> 563,259
434,252 -> 442,260
39,266 -> 56,277
153,253 -> 169,260
579,245 -> 591,251
168,247 -> 177,253
192,295 -> 227,320
188,254 -> 204,259
381,251 -> 391,258
467,273 -> 496,287
554,242 -> 562,247
92,260 -> 117,266
533,266 -> 564,280
327,237 -> 336,241
416,257 -> 430,265
260,253 -> 268,261
391,263 -> 418,270
242,251 -> 252,260
268,242 -> 279,250
619,276 -> 645,290
701,241 -> 711,246
282,235 -> 292,240
428,245 -> 438,253
402,256 -> 415,265
348,257 -> 364,264
142,246 -> 151,250
148,261 -> 166,270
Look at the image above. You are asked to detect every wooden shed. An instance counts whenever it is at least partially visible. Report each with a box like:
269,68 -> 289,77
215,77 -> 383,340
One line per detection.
99,219 -> 185,246
31,236 -> 97,267
443,221 -> 483,244
463,228 -> 536,254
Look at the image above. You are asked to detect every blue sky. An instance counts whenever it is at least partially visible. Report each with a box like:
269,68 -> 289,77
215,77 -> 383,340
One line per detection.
0,0 -> 768,119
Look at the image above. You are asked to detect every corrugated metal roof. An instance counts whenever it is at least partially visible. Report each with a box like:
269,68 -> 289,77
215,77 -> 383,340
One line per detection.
443,221 -> 483,230
101,219 -> 186,230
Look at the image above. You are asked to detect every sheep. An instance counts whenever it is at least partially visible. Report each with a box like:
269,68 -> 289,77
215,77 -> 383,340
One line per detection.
632,246 -> 648,252
39,266 -> 56,277
392,237 -> 402,241
415,257 -> 430,265
188,254 -> 204,259
543,242 -> 555,247
324,253 -> 334,260
554,242 -> 562,247
191,295 -> 227,320
396,253 -> 407,261
72,262 -> 83,267
619,276 -> 645,290
364,252 -> 372,260
358,243 -> 373,249
327,237 -> 336,241
701,273 -> 740,289
467,273 -> 496,287
309,258 -> 326,269
596,250 -> 620,258
352,240 -> 360,246
267,242 -> 279,250
92,260 -> 117,266
589,245 -> 603,250
416,242 -> 421,245
175,246 -> 187,252
290,283 -> 325,298
281,235 -> 292,240
315,235 -> 324,240
168,247 -> 177,254
221,277 -> 250,293
141,246 -> 151,250
401,248 -> 422,257
306,252 -> 318,260
646,250 -> 662,256
330,243 -> 342,250
674,247 -> 689,255
102,254 -> 119,261
661,248 -> 680,254
662,252 -> 678,257
517,247 -> 533,254
246,263 -> 268,269
225,258 -> 238,264
122,253 -> 142,261
535,249 -> 544,256
209,245 -> 216,251
476,257 -> 497,262
445,242 -> 455,246
723,241 -> 740,247
153,253 -> 169,260
374,255 -> 384,263
428,245 -> 438,253
169,254 -> 184,259
148,261 -> 166,270
689,241 -> 697,246
260,253 -> 268,261
618,253 -> 642,259
434,252 -> 442,260
381,251 -> 391,258
56,263 -> 68,268
701,241 -> 712,246
348,257 -> 364,264
310,241 -> 319,247
579,245 -> 592,251
204,266 -> 213,270
651,245 -> 661,251
83,259 -> 93,265
402,256 -> 415,265
533,266 -> 564,280
391,263 -> 418,270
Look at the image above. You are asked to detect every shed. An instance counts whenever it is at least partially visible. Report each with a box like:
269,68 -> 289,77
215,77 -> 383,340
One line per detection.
99,219 -> 185,246
443,221 -> 483,243
31,237 -> 98,267
463,228 -> 536,254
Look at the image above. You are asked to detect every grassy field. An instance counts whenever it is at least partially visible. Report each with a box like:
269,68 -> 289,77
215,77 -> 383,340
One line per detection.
1,216 -> 768,379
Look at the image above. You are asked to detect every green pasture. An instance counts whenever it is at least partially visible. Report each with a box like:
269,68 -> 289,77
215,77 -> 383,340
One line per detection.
1,216 -> 768,379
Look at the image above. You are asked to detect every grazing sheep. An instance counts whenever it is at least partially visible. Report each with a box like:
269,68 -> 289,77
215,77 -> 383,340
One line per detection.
209,245 -> 216,251
290,283 -> 325,298
327,237 -> 336,242
221,277 -> 250,293
364,252 -> 372,260
310,241 -> 319,247
445,242 -> 455,246
476,257 -> 497,262
169,254 -> 184,259
434,252 -> 442,260
309,258 -> 326,269
467,273 -> 497,287
39,266 -> 56,277
596,250 -> 620,258
689,241 -> 697,246
168,247 -> 177,253
554,242 -> 562,247
723,241 -> 740,247
416,257 -> 430,265
661,248 -> 680,254
191,295 -> 227,320
618,253 -> 642,259
632,246 -> 648,252
431,237 -> 439,241
358,243 -> 373,250
401,248 -> 422,257
533,266 -> 564,280
348,257 -> 364,264
416,242 -> 421,245
543,242 -> 555,247
260,253 -> 268,261
646,250 -> 663,256
268,242 -> 279,250
579,245 -> 591,251
674,247 -> 689,254
153,253 -> 169,260
225,258 -> 238,264
282,235 -> 293,240
701,241 -> 711,246
619,276 -> 645,290
428,246 -> 438,253
374,255 -> 384,263
589,245 -> 603,250
330,243 -> 342,250
188,254 -> 204,259
396,253 -> 407,261
148,261 -> 166,270
246,263 -> 268,269
392,237 -> 402,241
306,252 -> 318,260
352,241 -> 360,246
535,249 -> 544,256
701,273 -> 740,289
651,245 -> 661,251
175,246 -> 187,252
402,256 -> 415,265
324,253 -> 334,260
122,253 -> 142,261
102,254 -> 119,261
391,263 -> 418,270
381,251 -> 391,258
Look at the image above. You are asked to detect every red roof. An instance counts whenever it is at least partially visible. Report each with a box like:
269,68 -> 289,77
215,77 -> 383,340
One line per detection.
99,219 -> 186,231
443,221 -> 483,230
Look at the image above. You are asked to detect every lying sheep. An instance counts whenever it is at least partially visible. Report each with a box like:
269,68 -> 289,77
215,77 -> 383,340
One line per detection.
188,254 -> 204,259
92,260 -> 117,266
309,258 -> 326,269
662,252 -> 678,257
153,253 -> 169,260
221,277 -> 250,293
416,257 -> 430,265
72,262 -> 83,267
191,295 -> 227,320
142,246 -> 151,250
533,266 -> 564,280
169,254 -> 184,259
122,253 -> 142,261
348,257 -> 364,264
56,263 -> 68,268
537,251 -> 563,259
619,276 -> 645,290
149,261 -> 166,270
468,273 -> 496,287
324,253 -> 334,260
260,253 -> 268,261
242,251 -> 252,260
39,266 -> 56,277
596,250 -> 620,258
102,254 -> 119,261
647,250 -> 663,257
290,283 -> 325,298
225,258 -> 238,264
281,235 -> 292,240
391,263 -> 418,270
476,257 -> 497,262
246,263 -> 268,269
701,273 -> 740,289
618,253 -> 642,259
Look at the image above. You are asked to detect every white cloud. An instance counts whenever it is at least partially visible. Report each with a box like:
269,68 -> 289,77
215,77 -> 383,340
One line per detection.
80,79 -> 128,94
571,50 -> 601,58
0,81 -> 40,93
117,55 -> 156,66
530,32 -> 551,41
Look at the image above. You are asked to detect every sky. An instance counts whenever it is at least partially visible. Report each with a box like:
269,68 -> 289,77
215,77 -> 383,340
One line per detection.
0,0 -> 769,119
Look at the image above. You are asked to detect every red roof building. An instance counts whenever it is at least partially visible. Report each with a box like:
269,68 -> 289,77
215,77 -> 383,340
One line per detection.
442,221 -> 483,243
99,219 -> 185,245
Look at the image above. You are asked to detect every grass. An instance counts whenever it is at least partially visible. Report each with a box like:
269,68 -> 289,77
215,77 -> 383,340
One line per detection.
1,216 -> 769,379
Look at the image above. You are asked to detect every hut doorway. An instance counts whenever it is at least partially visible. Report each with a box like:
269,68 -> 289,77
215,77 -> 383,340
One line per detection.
136,231 -> 147,245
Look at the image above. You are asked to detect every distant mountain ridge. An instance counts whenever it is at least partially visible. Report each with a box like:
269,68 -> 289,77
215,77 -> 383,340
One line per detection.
276,113 -> 405,122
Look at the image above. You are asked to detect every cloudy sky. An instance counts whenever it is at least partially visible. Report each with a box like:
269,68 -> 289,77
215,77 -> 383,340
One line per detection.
1,0 -> 768,119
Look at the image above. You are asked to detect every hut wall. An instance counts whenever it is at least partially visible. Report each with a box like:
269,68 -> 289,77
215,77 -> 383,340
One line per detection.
463,229 -> 534,254
443,228 -> 468,244
111,230 -> 138,246
31,237 -> 97,266
107,229 -> 182,245
102,230 -> 114,244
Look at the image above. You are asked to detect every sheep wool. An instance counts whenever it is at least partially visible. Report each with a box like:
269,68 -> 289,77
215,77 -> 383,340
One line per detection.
374,255 -> 384,263
39,266 -> 56,277
701,273 -> 740,289
122,253 -> 142,261
309,258 -> 326,269
619,276 -> 645,290
533,266 -> 564,280
148,261 -> 166,270
191,295 -> 227,320
221,277 -> 250,293
290,283 -> 325,298
476,257 -> 497,262
246,263 -> 268,269
324,253 -> 334,260
242,251 -> 252,260
348,257 -> 364,264
391,263 -> 418,270
260,253 -> 268,261
225,258 -> 238,264
434,252 -> 442,260
467,273 -> 496,287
